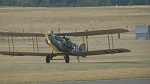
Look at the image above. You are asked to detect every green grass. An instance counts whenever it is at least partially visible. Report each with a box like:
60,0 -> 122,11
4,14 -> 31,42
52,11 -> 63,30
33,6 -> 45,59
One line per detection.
0,6 -> 150,84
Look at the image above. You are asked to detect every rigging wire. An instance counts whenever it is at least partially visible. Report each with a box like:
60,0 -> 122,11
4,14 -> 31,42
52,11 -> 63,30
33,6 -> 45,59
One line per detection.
91,36 -> 107,50
74,37 -> 82,44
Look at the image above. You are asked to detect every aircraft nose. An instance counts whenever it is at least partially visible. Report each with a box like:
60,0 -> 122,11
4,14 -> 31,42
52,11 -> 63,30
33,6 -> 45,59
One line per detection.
46,39 -> 51,45
45,31 -> 53,45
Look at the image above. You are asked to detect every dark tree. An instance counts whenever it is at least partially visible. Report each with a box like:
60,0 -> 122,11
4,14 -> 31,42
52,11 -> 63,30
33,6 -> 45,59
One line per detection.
0,0 -> 149,7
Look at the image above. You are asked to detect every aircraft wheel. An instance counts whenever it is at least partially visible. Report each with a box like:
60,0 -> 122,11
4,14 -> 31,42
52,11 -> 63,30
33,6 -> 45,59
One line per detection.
64,55 -> 70,63
46,55 -> 50,63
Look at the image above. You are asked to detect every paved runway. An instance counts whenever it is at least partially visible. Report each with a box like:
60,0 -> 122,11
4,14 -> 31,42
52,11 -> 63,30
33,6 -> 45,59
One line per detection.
33,78 -> 150,84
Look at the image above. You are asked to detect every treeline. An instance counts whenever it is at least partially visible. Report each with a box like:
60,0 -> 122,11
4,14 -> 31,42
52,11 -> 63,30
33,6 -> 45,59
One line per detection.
0,0 -> 150,7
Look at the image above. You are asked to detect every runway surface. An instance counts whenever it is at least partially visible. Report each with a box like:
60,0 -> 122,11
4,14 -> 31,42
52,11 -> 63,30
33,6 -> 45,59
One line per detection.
33,78 -> 150,84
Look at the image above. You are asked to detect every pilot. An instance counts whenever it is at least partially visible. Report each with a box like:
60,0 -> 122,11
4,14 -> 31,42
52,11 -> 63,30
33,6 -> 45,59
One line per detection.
63,36 -> 70,42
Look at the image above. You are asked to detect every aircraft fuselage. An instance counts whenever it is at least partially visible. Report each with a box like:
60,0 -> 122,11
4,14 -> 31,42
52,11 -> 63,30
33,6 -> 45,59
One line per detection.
47,34 -> 80,53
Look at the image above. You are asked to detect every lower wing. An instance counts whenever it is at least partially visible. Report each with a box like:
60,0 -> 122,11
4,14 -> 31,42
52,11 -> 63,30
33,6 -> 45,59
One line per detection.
70,48 -> 131,57
0,48 -> 130,57
0,51 -> 66,56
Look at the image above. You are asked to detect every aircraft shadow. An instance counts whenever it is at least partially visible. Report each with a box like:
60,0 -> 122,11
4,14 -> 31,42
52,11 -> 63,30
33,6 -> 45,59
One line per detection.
73,61 -> 140,64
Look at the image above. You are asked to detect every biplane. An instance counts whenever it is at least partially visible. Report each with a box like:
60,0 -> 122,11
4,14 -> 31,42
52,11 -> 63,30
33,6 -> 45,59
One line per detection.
0,29 -> 131,63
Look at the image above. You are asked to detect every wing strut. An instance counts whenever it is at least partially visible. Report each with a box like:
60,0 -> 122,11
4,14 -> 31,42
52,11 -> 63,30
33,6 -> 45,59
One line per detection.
86,30 -> 89,51
35,35 -> 39,52
82,34 -> 85,52
31,36 -> 39,53
8,36 -> 10,52
77,30 -> 89,62
108,34 -> 110,50
111,32 -> 114,49
77,33 -> 85,62
6,35 -> 15,54
11,36 -> 14,53
82,30 -> 89,52
108,26 -> 115,50
32,36 -> 35,53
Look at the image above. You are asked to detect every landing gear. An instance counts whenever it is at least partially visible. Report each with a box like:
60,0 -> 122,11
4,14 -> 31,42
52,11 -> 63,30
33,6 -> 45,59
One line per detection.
46,54 -> 69,63
64,55 -> 70,63
46,55 -> 53,63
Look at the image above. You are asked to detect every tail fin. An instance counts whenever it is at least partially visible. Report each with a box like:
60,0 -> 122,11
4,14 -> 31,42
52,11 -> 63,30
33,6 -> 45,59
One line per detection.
79,43 -> 87,52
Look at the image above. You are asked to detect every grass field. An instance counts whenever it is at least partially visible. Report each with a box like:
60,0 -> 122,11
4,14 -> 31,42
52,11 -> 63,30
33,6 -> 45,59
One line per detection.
0,6 -> 150,84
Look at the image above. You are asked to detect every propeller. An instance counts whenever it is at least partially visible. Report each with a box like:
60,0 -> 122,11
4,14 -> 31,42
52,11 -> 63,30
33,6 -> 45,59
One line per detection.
45,31 -> 52,45
44,31 -> 58,52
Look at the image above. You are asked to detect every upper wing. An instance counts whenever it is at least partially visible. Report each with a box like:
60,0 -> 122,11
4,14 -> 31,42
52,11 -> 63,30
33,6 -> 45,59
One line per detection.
0,48 -> 130,57
0,32 -> 44,37
0,29 -> 128,37
55,29 -> 129,36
